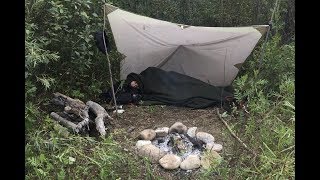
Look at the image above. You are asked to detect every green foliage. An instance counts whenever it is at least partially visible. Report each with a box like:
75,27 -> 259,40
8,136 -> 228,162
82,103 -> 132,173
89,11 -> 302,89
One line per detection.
25,102 -> 41,131
25,119 -> 141,179
25,22 -> 59,99
252,35 -> 295,90
207,32 -> 295,179
25,0 -> 124,100
111,0 -> 294,42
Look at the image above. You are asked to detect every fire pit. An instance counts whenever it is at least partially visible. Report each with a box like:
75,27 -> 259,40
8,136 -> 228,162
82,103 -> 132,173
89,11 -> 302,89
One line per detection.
135,122 -> 223,170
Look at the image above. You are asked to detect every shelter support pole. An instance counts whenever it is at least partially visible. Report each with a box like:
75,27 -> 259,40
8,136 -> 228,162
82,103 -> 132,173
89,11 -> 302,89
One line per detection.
258,0 -> 281,68
103,4 -> 118,115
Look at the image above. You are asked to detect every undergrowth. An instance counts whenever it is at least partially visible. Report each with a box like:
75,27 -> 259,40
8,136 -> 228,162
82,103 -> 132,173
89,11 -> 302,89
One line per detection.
25,113 -> 142,179
199,35 -> 295,179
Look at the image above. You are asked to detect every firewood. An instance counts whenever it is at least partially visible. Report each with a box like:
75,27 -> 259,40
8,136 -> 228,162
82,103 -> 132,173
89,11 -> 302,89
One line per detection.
50,92 -> 113,137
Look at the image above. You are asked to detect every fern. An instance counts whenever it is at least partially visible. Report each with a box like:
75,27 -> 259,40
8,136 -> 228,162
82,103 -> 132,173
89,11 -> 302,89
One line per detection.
36,76 -> 55,90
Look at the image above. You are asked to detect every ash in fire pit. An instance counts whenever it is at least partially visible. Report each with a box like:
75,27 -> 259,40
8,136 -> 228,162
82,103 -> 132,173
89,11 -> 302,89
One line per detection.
152,133 -> 203,160
135,122 -> 223,170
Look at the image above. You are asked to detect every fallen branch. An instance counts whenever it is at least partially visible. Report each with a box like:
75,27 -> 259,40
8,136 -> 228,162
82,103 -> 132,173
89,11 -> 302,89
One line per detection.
50,112 -> 79,133
50,92 -> 114,137
86,101 -> 113,137
216,108 -> 257,156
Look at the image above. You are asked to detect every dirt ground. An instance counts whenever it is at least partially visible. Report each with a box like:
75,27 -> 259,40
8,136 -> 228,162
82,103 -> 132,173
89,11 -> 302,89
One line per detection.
107,104 -> 236,180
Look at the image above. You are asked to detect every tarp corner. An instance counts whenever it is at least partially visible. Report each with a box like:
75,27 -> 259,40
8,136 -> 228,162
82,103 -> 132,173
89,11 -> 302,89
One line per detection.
104,3 -> 118,14
252,25 -> 269,35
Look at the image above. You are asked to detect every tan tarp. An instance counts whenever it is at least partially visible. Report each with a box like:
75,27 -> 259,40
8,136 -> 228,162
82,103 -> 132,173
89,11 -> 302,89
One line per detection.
105,4 -> 268,86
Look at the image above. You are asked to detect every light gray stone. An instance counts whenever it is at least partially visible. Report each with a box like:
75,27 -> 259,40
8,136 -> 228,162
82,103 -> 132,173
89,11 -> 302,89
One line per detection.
155,127 -> 169,137
159,154 -> 182,170
138,144 -> 167,163
135,140 -> 152,149
206,143 -> 223,152
180,155 -> 201,170
187,127 -> 197,138
205,143 -> 214,150
196,132 -> 215,144
169,122 -> 188,134
211,143 -> 223,152
139,129 -> 156,140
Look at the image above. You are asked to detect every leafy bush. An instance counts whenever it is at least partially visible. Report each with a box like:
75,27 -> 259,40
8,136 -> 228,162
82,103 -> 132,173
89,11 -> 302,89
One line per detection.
26,0 -> 124,100
25,20 -> 59,99
217,33 -> 295,179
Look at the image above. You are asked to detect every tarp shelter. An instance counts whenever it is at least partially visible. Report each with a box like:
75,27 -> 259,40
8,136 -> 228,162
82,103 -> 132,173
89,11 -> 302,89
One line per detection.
104,4 -> 268,87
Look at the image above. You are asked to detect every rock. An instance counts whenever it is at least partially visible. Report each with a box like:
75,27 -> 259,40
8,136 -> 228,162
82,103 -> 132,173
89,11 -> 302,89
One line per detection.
187,127 -> 197,138
155,127 -> 169,137
205,143 -> 214,150
196,132 -> 215,144
137,144 -> 167,163
206,143 -> 223,152
159,154 -> 182,170
139,129 -> 156,140
180,155 -> 201,170
169,122 -> 188,134
200,150 -> 222,169
135,140 -> 152,149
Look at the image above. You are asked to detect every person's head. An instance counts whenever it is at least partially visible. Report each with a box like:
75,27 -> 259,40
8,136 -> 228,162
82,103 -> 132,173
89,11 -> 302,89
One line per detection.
130,81 -> 139,88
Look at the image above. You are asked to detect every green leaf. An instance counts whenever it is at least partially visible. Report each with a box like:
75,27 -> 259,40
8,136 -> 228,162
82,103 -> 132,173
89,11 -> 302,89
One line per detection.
28,157 -> 39,167
39,154 -> 46,163
57,169 -> 66,180
80,11 -> 88,19
26,86 -> 37,95
37,168 -> 47,176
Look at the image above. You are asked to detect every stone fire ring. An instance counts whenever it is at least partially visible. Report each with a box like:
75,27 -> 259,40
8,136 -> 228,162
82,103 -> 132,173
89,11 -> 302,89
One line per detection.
135,122 -> 223,170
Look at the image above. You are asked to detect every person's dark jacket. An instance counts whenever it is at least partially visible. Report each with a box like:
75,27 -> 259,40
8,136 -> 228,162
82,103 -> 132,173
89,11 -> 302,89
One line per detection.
100,75 -> 142,104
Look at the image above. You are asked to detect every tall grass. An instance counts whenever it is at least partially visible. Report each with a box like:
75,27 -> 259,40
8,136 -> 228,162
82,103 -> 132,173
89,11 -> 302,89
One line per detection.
25,113 -> 141,179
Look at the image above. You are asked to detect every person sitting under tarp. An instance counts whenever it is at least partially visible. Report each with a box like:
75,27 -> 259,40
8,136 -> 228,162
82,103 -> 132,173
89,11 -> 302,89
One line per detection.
100,79 -> 142,105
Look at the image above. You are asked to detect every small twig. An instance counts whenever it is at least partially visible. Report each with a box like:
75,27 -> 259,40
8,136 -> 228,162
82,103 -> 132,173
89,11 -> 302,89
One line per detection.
216,108 -> 257,157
